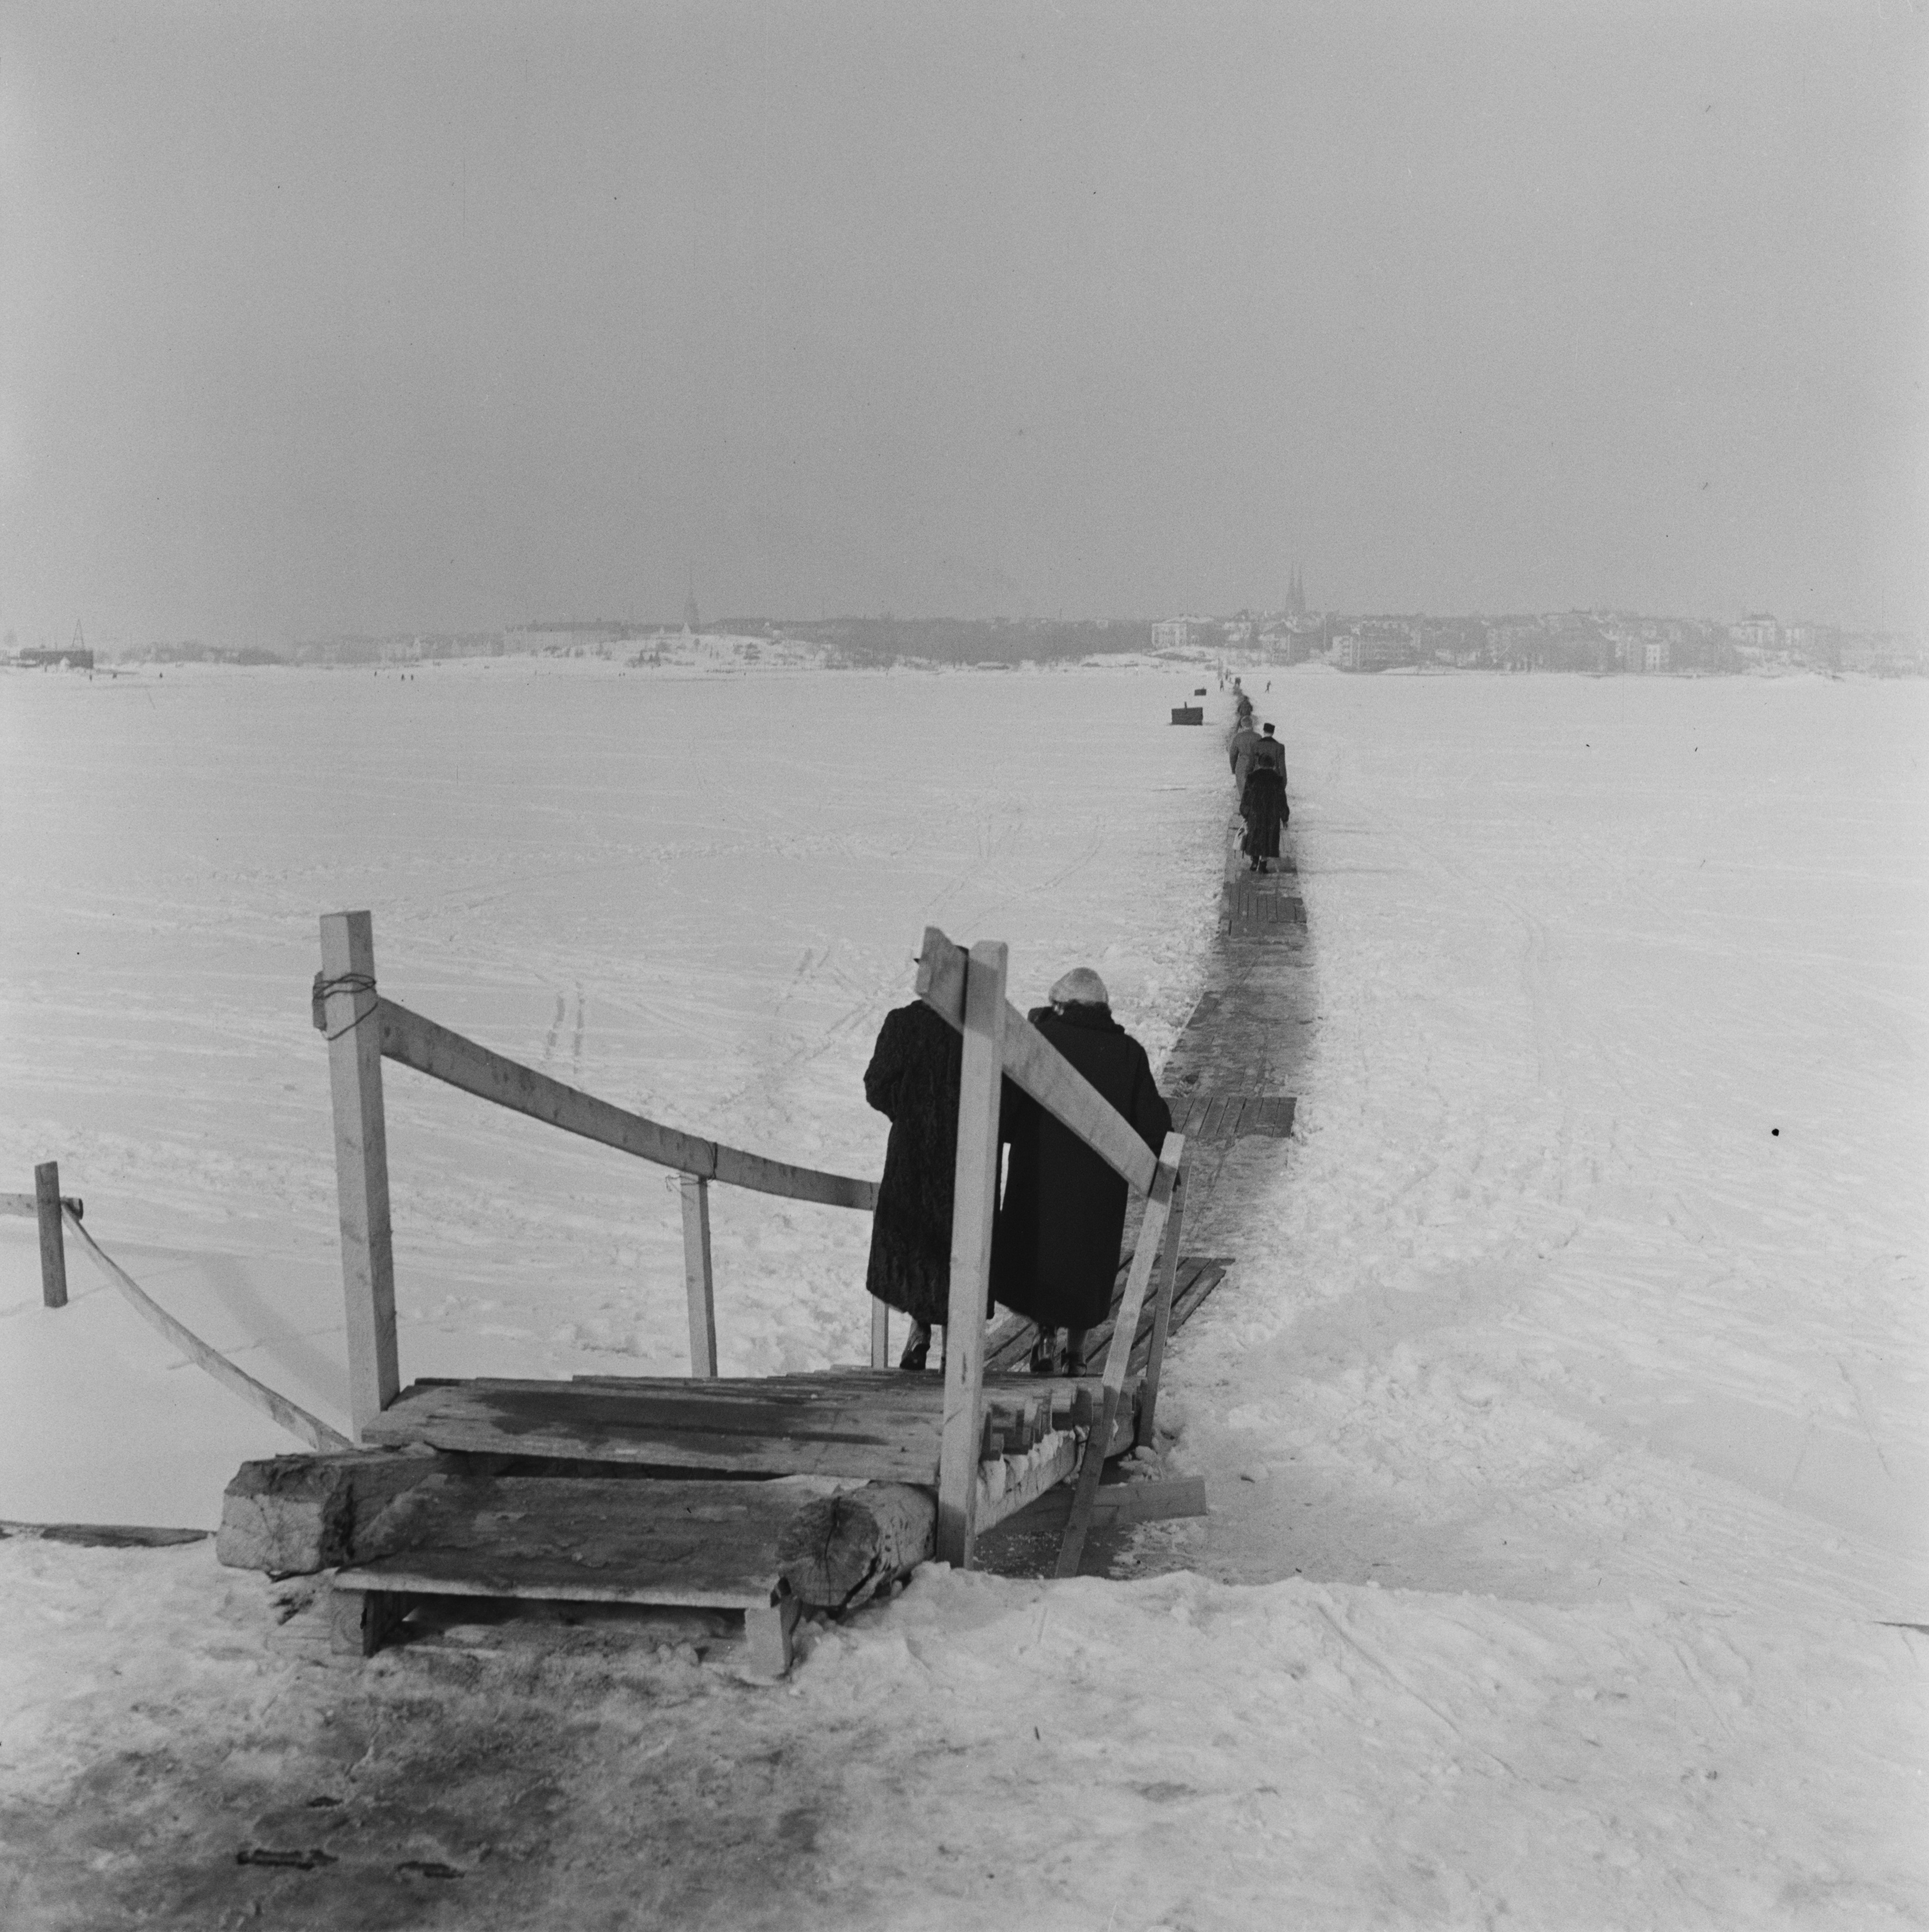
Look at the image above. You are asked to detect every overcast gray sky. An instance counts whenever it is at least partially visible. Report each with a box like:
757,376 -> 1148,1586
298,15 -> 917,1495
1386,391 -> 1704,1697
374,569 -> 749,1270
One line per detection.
2,1 -> 1923,647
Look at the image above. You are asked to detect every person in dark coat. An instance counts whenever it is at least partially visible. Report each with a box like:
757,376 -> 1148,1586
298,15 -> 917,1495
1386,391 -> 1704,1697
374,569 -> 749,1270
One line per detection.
1249,721 -> 1287,781
990,968 -> 1172,1376
863,1000 -> 964,1369
1240,759 -> 1288,870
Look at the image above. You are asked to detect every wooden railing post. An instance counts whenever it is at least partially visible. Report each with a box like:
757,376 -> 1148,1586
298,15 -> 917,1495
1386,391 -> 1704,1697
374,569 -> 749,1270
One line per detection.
870,1297 -> 889,1370
320,911 -> 398,1437
1136,1164 -> 1185,1450
935,940 -> 1007,1569
34,1161 -> 68,1309
680,1175 -> 718,1378
1056,1130 -> 1185,1578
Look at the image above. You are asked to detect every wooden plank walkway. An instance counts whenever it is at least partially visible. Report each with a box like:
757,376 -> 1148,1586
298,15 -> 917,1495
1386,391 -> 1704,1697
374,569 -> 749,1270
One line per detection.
1153,808 -> 1314,1234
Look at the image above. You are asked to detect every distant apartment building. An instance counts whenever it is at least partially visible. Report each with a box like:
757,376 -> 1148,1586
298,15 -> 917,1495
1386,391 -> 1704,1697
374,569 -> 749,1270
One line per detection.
1606,628 -> 1669,673
1486,621 -> 1540,664
1334,621 -> 1417,673
1151,619 -> 1194,652
1730,614 -> 1780,651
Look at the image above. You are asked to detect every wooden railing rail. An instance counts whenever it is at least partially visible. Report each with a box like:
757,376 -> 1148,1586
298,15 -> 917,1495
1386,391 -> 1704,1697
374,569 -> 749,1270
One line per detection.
377,999 -> 878,1211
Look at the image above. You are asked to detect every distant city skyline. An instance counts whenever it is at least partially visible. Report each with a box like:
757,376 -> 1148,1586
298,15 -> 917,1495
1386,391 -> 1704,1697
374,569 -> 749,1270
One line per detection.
3,3 -> 1923,650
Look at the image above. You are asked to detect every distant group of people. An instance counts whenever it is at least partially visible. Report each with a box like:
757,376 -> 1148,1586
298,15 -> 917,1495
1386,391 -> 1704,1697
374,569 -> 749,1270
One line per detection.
1227,680 -> 1289,872
862,967 -> 1170,1377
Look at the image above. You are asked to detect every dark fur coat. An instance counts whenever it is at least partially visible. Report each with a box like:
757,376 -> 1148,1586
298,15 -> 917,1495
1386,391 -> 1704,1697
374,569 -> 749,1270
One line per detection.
862,1001 -> 964,1326
1241,765 -> 1289,859
989,1004 -> 1172,1333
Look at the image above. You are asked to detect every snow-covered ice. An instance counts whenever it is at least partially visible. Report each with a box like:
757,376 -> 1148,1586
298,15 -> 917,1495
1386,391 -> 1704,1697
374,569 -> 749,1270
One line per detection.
0,660 -> 1225,1519
2,660 -> 1923,1925
1173,671 -> 1927,1624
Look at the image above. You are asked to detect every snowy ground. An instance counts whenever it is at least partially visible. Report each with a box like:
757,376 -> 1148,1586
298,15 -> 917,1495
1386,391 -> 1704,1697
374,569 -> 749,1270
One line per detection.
2,661 -> 1924,1926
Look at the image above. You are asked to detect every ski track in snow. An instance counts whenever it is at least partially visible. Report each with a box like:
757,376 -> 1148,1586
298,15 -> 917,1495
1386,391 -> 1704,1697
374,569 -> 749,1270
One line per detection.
0,659 -> 1923,1924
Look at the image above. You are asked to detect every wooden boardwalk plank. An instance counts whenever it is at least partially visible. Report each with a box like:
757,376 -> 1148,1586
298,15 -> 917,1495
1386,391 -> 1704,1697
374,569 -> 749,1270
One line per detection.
362,1371 -> 1140,1478
336,1474 -> 795,1608
334,1450 -> 1098,1614
982,1255 -> 1234,1378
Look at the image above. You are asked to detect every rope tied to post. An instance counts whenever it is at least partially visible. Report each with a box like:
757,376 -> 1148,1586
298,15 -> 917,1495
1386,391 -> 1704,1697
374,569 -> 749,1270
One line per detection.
311,970 -> 379,1042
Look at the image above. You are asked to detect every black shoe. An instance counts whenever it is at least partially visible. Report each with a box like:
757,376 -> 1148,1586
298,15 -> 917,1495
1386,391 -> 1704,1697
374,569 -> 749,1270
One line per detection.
898,1322 -> 931,1372
1028,1329 -> 1060,1376
1063,1329 -> 1088,1378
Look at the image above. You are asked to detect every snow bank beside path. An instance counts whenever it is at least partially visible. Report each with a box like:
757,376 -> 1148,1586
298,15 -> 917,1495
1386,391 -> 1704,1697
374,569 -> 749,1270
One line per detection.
1162,672 -> 1928,1625
3,1535 -> 1921,1929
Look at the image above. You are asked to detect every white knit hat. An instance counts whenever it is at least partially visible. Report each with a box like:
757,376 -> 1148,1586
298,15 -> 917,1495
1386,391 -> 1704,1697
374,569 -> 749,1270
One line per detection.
1048,966 -> 1110,1007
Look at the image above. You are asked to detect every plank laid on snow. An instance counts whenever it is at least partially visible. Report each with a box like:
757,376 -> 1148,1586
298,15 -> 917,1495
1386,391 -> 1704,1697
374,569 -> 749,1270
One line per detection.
1221,880 -> 1307,938
982,1255 -> 1233,1378
1164,1259 -> 1231,1337
334,1474 -> 793,1608
1166,1094 -> 1296,1142
1001,1474 -> 1208,1532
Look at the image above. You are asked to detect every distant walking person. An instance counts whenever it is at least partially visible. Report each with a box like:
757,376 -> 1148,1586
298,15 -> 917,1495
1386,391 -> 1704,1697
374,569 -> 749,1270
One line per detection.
991,968 -> 1172,1377
863,1001 -> 965,1370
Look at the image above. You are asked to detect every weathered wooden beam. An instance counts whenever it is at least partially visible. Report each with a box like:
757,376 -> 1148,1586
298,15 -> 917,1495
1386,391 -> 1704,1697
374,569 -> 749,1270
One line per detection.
1056,1131 -> 1184,1578
360,1368 -> 1132,1477
320,912 -> 399,1435
870,1296 -> 889,1371
936,941 -> 1006,1569
914,926 -> 1159,1196
329,1586 -> 414,1658
377,997 -> 878,1211
680,1175 -> 718,1378
329,1472 -> 810,1670
215,1447 -> 439,1575
34,1162 -> 67,1309
776,1481 -> 937,1610
362,1379 -> 950,1478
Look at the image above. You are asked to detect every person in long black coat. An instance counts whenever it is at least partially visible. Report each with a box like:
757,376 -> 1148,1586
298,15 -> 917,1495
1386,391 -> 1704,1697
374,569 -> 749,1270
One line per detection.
863,1000 -> 963,1368
990,968 -> 1171,1375
1240,762 -> 1288,871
